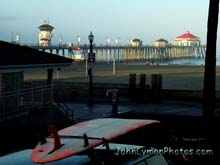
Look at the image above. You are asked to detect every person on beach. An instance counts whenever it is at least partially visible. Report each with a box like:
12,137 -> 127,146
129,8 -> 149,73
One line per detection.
151,60 -> 154,65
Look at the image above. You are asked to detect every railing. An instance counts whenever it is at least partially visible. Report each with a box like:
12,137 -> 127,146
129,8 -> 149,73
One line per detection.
54,102 -> 75,121
19,43 -> 207,49
0,85 -> 53,121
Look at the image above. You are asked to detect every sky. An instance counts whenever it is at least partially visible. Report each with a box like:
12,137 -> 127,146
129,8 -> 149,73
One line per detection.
0,0 -> 213,45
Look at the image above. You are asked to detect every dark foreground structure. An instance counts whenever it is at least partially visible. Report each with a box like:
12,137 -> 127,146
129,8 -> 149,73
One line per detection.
0,40 -> 73,155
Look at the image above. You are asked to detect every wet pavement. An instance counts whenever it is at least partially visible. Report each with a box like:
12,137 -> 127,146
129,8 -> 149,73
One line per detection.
65,100 -> 202,122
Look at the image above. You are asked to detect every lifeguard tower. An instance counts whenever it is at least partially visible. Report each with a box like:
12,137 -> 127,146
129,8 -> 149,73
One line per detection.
38,20 -> 54,46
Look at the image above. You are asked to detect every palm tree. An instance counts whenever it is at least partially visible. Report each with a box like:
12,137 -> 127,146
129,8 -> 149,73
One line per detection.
203,0 -> 219,121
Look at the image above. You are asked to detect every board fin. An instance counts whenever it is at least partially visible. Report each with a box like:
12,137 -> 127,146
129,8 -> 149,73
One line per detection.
83,134 -> 89,147
48,125 -> 61,150
102,138 -> 110,151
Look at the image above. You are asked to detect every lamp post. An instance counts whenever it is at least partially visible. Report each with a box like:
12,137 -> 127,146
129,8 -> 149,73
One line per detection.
77,35 -> 80,47
113,39 -> 119,75
88,31 -> 94,106
107,37 -> 111,46
106,37 -> 110,46
16,33 -> 20,44
106,37 -> 111,64
59,35 -> 62,46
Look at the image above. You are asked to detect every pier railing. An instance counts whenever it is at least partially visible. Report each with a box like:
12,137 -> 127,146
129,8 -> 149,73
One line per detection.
0,85 -> 53,121
23,43 -> 206,50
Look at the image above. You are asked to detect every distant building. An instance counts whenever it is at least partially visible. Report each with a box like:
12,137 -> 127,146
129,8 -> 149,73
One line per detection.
131,39 -> 143,47
154,39 -> 168,47
38,20 -> 54,46
173,31 -> 200,46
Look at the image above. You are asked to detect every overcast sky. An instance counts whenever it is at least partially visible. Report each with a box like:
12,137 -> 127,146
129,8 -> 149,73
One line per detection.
0,0 -> 213,45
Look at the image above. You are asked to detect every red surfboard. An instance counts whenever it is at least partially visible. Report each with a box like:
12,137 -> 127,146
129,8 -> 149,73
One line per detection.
31,118 -> 159,164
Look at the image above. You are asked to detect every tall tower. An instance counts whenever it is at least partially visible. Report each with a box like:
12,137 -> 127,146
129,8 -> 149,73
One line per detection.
38,20 -> 54,46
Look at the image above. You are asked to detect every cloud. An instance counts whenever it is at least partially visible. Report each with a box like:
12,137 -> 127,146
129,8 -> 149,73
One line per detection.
0,16 -> 20,22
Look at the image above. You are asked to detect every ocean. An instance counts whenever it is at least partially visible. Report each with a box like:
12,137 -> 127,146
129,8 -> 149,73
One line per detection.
167,52 -> 220,66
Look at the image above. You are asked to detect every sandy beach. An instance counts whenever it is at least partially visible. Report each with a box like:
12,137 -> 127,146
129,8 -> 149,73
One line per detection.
24,62 -> 220,90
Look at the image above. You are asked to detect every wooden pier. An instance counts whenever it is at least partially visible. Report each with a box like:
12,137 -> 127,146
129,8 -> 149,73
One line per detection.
27,44 -> 206,63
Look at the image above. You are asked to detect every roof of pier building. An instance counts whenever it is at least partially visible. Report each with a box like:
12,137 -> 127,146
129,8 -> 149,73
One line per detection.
176,31 -> 200,41
131,39 -> 143,47
132,39 -> 142,42
38,23 -> 54,31
155,39 -> 168,43
154,39 -> 169,47
0,40 -> 72,71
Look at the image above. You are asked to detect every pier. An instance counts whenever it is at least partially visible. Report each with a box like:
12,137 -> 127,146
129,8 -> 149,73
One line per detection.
27,44 -> 206,63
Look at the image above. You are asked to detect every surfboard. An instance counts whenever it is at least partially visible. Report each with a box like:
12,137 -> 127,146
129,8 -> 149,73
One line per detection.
31,118 -> 159,164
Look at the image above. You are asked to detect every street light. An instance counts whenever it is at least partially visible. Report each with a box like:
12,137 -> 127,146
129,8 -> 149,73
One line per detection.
77,35 -> 80,47
107,37 -> 111,46
115,39 -> 118,46
89,32 -> 94,48
16,33 -> 20,44
112,39 -> 119,75
59,34 -> 62,46
117,38 -> 120,62
106,37 -> 111,46
88,31 -> 94,106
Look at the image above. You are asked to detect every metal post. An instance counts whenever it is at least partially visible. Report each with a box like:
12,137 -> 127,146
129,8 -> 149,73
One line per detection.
113,54 -> 116,75
47,69 -> 54,104
59,34 -> 62,46
77,35 -> 80,47
11,32 -> 14,43
47,69 -> 54,85
88,32 -> 94,106
129,74 -> 136,101
112,89 -> 119,114
88,65 -> 93,106
113,39 -> 118,75
56,68 -> 61,80
16,33 -> 20,44
85,56 -> 88,77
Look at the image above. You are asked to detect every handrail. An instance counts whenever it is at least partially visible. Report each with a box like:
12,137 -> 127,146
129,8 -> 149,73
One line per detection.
0,85 -> 54,122
0,103 -> 50,119
55,102 -> 75,121
0,85 -> 53,97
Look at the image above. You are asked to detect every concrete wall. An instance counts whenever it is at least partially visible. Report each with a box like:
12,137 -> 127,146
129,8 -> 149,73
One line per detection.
24,81 -> 220,102
53,81 -> 220,102
53,82 -> 130,102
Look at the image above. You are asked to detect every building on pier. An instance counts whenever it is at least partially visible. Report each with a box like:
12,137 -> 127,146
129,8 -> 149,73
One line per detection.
173,31 -> 200,46
154,39 -> 168,47
131,39 -> 143,47
38,20 -> 54,46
